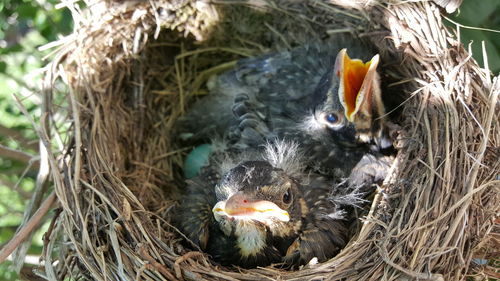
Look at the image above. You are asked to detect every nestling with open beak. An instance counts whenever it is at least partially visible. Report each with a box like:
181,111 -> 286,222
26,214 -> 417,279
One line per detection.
177,37 -> 394,184
175,141 -> 360,268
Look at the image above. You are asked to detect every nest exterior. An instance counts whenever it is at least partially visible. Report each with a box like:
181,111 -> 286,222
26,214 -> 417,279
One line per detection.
34,0 -> 499,280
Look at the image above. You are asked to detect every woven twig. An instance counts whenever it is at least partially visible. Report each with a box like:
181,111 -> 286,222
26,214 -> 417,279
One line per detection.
27,0 -> 500,280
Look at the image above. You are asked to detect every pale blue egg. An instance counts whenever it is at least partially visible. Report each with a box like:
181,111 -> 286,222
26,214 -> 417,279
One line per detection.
183,144 -> 212,179
472,258 -> 488,265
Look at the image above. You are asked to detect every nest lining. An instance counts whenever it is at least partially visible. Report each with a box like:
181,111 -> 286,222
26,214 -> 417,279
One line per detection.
30,0 -> 499,280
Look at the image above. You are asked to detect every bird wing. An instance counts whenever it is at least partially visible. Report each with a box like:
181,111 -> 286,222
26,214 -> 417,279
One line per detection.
283,219 -> 348,266
282,153 -> 393,265
176,177 -> 218,250
176,38 -> 362,142
283,174 -> 350,265
213,39 -> 384,177
175,86 -> 237,142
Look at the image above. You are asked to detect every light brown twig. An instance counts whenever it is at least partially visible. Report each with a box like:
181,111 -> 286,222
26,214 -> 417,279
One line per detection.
0,191 -> 57,263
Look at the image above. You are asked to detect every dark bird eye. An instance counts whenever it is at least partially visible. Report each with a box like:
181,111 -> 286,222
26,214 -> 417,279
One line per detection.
325,113 -> 338,124
282,189 -> 292,204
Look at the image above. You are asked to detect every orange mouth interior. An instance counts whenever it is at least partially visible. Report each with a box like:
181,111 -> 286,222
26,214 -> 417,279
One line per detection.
343,56 -> 372,118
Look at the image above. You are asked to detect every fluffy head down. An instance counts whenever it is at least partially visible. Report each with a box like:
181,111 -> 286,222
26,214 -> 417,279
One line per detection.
213,140 -> 305,200
212,159 -> 306,260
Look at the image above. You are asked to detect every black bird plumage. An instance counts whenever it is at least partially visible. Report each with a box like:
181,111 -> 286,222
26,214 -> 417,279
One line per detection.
176,141 -> 357,268
178,37 -> 392,183
175,37 -> 396,268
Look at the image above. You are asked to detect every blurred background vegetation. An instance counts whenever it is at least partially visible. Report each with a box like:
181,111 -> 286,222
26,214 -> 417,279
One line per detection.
0,0 -> 498,280
0,0 -> 71,279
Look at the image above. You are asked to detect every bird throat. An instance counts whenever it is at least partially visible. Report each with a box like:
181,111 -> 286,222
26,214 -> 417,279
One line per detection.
234,221 -> 267,257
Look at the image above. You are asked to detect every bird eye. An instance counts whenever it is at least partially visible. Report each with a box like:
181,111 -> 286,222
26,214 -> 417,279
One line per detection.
282,189 -> 292,204
324,113 -> 339,124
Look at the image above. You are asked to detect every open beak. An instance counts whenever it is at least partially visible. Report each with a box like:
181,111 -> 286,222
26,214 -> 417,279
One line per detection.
335,49 -> 380,122
213,192 -> 289,222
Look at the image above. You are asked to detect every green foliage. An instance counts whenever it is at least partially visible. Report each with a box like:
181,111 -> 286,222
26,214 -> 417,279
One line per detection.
0,0 -> 72,139
0,262 -> 20,281
449,0 -> 500,73
0,0 -> 72,49
0,0 -> 72,276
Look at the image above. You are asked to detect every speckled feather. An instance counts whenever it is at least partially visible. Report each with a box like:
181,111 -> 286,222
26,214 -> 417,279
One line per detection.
175,38 -> 394,268
175,142 -> 354,268
177,36 -> 386,179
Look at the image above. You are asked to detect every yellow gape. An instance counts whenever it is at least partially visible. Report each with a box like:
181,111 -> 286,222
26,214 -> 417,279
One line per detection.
336,49 -> 380,122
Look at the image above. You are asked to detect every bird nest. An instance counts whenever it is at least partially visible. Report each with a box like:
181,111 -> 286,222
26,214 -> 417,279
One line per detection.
31,0 -> 498,280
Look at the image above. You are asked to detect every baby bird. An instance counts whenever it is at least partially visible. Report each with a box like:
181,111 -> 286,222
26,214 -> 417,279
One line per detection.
175,141 -> 360,268
178,37 -> 392,181
175,37 -> 397,267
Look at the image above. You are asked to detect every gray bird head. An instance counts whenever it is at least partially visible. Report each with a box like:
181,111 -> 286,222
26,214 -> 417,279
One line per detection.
300,49 -> 390,150
212,160 -> 307,258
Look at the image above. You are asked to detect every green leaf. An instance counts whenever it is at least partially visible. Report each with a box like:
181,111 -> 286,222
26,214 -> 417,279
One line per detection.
17,3 -> 37,19
0,261 -> 20,281
455,0 -> 499,26
33,10 -> 47,29
461,30 -> 500,74
1,46 -> 20,55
